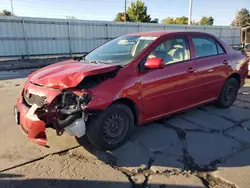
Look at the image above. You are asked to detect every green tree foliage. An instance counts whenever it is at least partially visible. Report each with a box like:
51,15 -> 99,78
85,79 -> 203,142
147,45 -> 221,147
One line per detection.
127,0 -> 151,22
175,16 -> 188,24
231,8 -> 250,27
0,9 -> 13,16
199,16 -> 214,25
114,12 -> 130,22
161,17 -> 175,24
114,0 -> 151,22
150,18 -> 159,23
161,16 -> 188,24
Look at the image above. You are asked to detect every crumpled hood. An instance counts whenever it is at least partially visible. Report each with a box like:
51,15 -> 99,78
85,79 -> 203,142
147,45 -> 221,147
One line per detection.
28,59 -> 119,90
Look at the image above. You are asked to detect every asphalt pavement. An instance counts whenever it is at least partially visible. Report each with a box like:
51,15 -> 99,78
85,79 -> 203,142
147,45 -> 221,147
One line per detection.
0,68 -> 250,188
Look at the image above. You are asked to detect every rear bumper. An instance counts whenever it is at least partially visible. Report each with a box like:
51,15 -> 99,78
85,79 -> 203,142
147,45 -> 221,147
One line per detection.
16,97 -> 47,146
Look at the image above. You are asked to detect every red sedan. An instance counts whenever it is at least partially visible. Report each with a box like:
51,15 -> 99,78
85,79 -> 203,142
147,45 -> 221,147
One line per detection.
14,31 -> 249,150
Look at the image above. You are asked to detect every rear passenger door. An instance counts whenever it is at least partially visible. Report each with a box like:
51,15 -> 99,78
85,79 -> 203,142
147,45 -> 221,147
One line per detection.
190,36 -> 231,101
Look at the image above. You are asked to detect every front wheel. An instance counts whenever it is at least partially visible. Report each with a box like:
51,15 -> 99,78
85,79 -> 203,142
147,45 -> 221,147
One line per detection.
216,77 -> 239,108
86,103 -> 134,150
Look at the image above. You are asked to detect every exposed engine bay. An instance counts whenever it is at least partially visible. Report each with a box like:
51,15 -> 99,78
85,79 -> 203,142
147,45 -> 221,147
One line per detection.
77,70 -> 118,89
32,68 -> 119,138
36,91 -> 91,137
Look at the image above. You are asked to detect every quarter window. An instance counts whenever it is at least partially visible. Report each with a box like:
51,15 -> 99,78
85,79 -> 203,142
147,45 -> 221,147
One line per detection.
148,37 -> 190,65
217,43 -> 225,54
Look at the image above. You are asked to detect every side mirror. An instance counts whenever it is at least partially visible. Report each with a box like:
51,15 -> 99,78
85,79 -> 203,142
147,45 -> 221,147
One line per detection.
144,58 -> 165,69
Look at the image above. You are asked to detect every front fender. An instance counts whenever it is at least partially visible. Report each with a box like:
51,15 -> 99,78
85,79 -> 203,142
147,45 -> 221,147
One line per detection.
84,74 -> 144,124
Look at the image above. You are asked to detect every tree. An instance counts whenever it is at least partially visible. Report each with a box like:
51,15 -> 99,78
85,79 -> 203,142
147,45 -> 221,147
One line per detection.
231,8 -> 250,27
114,12 -> 130,22
0,9 -> 13,16
114,1 -> 152,23
150,18 -> 159,23
199,16 -> 214,25
231,19 -> 237,27
126,0 -> 151,22
175,16 -> 188,24
161,16 -> 188,24
161,17 -> 175,24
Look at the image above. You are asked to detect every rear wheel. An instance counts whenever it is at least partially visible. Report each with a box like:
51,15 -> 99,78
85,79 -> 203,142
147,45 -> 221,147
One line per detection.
86,103 -> 134,150
216,77 -> 239,108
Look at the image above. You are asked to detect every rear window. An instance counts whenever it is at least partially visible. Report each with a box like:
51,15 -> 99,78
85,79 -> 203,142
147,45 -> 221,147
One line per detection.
192,37 -> 225,58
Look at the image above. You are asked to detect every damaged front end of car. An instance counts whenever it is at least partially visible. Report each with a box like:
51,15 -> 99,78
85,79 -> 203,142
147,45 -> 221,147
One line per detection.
36,90 -> 92,139
15,60 -> 120,146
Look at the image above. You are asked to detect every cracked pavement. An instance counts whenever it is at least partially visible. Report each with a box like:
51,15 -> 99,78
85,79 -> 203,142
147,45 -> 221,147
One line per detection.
0,68 -> 250,188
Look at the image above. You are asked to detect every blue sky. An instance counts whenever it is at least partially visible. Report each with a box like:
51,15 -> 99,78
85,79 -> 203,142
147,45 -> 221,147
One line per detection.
1,0 -> 249,25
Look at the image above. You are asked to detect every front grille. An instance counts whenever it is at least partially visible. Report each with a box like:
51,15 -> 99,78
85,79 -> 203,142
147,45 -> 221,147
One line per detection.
22,90 -> 46,108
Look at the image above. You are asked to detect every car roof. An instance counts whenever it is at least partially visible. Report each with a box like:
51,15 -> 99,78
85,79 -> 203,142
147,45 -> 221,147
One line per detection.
125,30 -> 210,37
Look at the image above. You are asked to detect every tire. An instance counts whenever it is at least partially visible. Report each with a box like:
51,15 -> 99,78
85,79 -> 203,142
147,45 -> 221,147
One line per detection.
216,77 -> 239,108
86,103 -> 134,150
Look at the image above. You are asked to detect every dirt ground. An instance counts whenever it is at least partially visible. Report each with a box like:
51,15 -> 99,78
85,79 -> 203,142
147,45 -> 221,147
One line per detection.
0,68 -> 250,188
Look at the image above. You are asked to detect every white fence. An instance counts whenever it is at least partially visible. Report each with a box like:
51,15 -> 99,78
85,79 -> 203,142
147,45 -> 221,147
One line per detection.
0,16 -> 241,58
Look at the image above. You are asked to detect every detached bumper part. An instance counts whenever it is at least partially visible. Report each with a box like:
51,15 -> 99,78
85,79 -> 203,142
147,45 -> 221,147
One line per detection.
64,113 -> 86,138
14,105 -> 20,125
15,100 -> 86,146
15,82 -> 90,146
15,100 -> 48,146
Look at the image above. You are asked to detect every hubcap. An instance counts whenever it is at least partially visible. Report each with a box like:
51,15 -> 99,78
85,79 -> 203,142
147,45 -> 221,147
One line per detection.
102,113 -> 127,143
224,83 -> 237,102
225,86 -> 233,100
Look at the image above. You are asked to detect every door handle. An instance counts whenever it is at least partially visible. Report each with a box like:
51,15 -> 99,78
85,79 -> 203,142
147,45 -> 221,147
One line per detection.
223,60 -> 229,65
187,67 -> 196,73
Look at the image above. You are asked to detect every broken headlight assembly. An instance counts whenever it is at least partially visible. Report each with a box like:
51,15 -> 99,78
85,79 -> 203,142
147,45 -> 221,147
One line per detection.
37,90 -> 92,137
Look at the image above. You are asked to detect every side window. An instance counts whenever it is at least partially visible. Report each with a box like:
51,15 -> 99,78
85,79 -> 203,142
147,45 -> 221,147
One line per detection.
192,37 -> 218,58
148,37 -> 190,65
216,42 -> 225,54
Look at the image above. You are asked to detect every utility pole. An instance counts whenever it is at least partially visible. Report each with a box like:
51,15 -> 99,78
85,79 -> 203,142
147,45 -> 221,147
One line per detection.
188,0 -> 193,25
10,0 -> 14,15
124,0 -> 127,22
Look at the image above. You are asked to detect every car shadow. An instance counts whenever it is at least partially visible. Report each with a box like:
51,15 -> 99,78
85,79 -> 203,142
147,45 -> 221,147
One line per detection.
0,174 -> 204,188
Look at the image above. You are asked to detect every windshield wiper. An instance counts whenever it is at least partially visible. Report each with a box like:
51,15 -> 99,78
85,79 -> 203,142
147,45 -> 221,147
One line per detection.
73,54 -> 88,61
88,60 -> 112,64
84,59 -> 122,65
89,60 -> 102,64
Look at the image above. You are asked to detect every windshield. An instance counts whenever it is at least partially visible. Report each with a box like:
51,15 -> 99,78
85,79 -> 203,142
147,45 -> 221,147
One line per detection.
84,35 -> 158,65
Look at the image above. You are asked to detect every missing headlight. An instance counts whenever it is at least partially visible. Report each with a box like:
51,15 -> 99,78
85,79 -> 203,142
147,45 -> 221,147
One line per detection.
36,90 -> 92,132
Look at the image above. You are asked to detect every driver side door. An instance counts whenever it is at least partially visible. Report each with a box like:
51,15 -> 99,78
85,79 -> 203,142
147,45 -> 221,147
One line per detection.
141,36 -> 200,122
